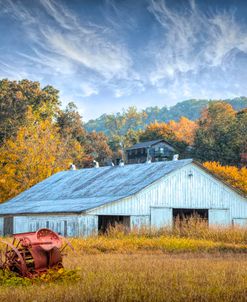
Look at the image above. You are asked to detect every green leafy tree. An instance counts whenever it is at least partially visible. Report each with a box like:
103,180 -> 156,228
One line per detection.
236,109 -> 247,156
193,102 -> 241,165
105,107 -> 146,159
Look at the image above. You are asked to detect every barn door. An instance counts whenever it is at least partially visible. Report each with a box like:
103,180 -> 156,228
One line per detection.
3,216 -> 13,236
209,209 -> 230,226
151,207 -> 172,229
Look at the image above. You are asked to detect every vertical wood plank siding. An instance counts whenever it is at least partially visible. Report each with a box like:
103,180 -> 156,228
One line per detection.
0,218 -> 3,236
13,215 -> 98,237
88,164 -> 247,224
131,216 -> 150,228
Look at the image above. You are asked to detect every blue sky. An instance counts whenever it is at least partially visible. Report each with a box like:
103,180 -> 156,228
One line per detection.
0,0 -> 247,120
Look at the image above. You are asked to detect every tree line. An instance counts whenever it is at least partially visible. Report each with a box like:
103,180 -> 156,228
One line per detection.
0,79 -> 246,202
85,97 -> 247,134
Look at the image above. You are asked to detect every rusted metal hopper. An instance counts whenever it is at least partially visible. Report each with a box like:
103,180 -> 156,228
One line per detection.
0,228 -> 73,278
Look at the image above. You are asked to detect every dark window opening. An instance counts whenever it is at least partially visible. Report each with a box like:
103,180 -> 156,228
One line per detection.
3,216 -> 13,236
98,215 -> 130,233
64,220 -> 68,237
173,208 -> 208,225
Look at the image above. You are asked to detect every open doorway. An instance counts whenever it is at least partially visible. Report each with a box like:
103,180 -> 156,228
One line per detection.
173,208 -> 208,225
98,215 -> 130,233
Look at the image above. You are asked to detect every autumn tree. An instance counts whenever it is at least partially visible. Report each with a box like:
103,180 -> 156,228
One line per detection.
203,162 -> 247,195
57,102 -> 86,144
139,121 -> 175,142
57,103 -> 113,167
83,131 -> 113,167
0,79 -> 60,144
0,108 -> 83,203
193,102 -> 243,165
168,117 -> 198,145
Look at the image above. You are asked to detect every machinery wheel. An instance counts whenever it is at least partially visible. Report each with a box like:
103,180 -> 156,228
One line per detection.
0,239 -> 29,277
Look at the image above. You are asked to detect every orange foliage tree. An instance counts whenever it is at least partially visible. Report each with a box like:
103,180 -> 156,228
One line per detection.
140,117 -> 197,146
203,162 -> 247,195
168,117 -> 198,145
140,121 -> 176,142
0,109 -> 83,203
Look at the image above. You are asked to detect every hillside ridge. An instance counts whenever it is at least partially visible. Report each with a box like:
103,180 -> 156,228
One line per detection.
85,97 -> 247,135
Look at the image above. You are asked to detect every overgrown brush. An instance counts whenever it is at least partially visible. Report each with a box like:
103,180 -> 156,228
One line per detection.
66,218 -> 247,254
0,268 -> 80,287
104,217 -> 247,244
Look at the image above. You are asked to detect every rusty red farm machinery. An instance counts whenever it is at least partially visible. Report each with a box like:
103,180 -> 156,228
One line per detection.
0,228 -> 73,278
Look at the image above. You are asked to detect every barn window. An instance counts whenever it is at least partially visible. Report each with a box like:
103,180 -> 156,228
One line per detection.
3,216 -> 13,236
98,215 -> 130,233
173,208 -> 208,224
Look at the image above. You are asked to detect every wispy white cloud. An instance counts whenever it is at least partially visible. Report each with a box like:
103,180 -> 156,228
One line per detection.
0,0 -> 247,120
147,0 -> 247,88
0,0 -> 138,95
0,60 -> 30,80
40,0 -> 79,30
1,0 -> 36,24
80,82 -> 99,97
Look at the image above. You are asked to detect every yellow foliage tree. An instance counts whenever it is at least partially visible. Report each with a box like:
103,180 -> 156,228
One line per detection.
140,117 -> 197,146
203,162 -> 247,195
140,121 -> 176,142
0,109 -> 83,203
168,117 -> 198,145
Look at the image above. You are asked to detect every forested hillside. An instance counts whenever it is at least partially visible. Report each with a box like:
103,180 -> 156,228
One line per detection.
85,97 -> 247,135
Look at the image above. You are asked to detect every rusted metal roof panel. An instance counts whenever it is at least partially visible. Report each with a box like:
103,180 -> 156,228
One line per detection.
0,159 -> 193,215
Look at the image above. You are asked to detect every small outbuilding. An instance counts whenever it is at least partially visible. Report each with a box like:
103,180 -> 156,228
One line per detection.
0,159 -> 246,236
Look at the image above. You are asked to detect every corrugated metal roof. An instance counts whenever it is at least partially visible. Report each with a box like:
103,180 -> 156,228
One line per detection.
0,159 -> 193,215
125,139 -> 175,151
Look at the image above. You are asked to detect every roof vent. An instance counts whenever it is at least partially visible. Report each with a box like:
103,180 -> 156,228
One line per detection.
69,163 -> 76,170
173,154 -> 179,161
93,160 -> 99,168
119,159 -> 124,167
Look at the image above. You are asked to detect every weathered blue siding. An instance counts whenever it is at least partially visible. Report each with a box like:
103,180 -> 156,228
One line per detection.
13,215 -> 98,236
150,207 -> 172,228
131,215 -> 150,229
0,218 -> 3,236
208,209 -> 230,226
233,218 -> 247,227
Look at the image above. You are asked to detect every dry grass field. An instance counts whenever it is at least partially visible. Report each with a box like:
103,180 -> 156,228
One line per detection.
1,221 -> 247,301
0,253 -> 247,302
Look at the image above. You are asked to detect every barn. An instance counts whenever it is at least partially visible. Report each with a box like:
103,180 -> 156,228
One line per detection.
0,159 -> 246,237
